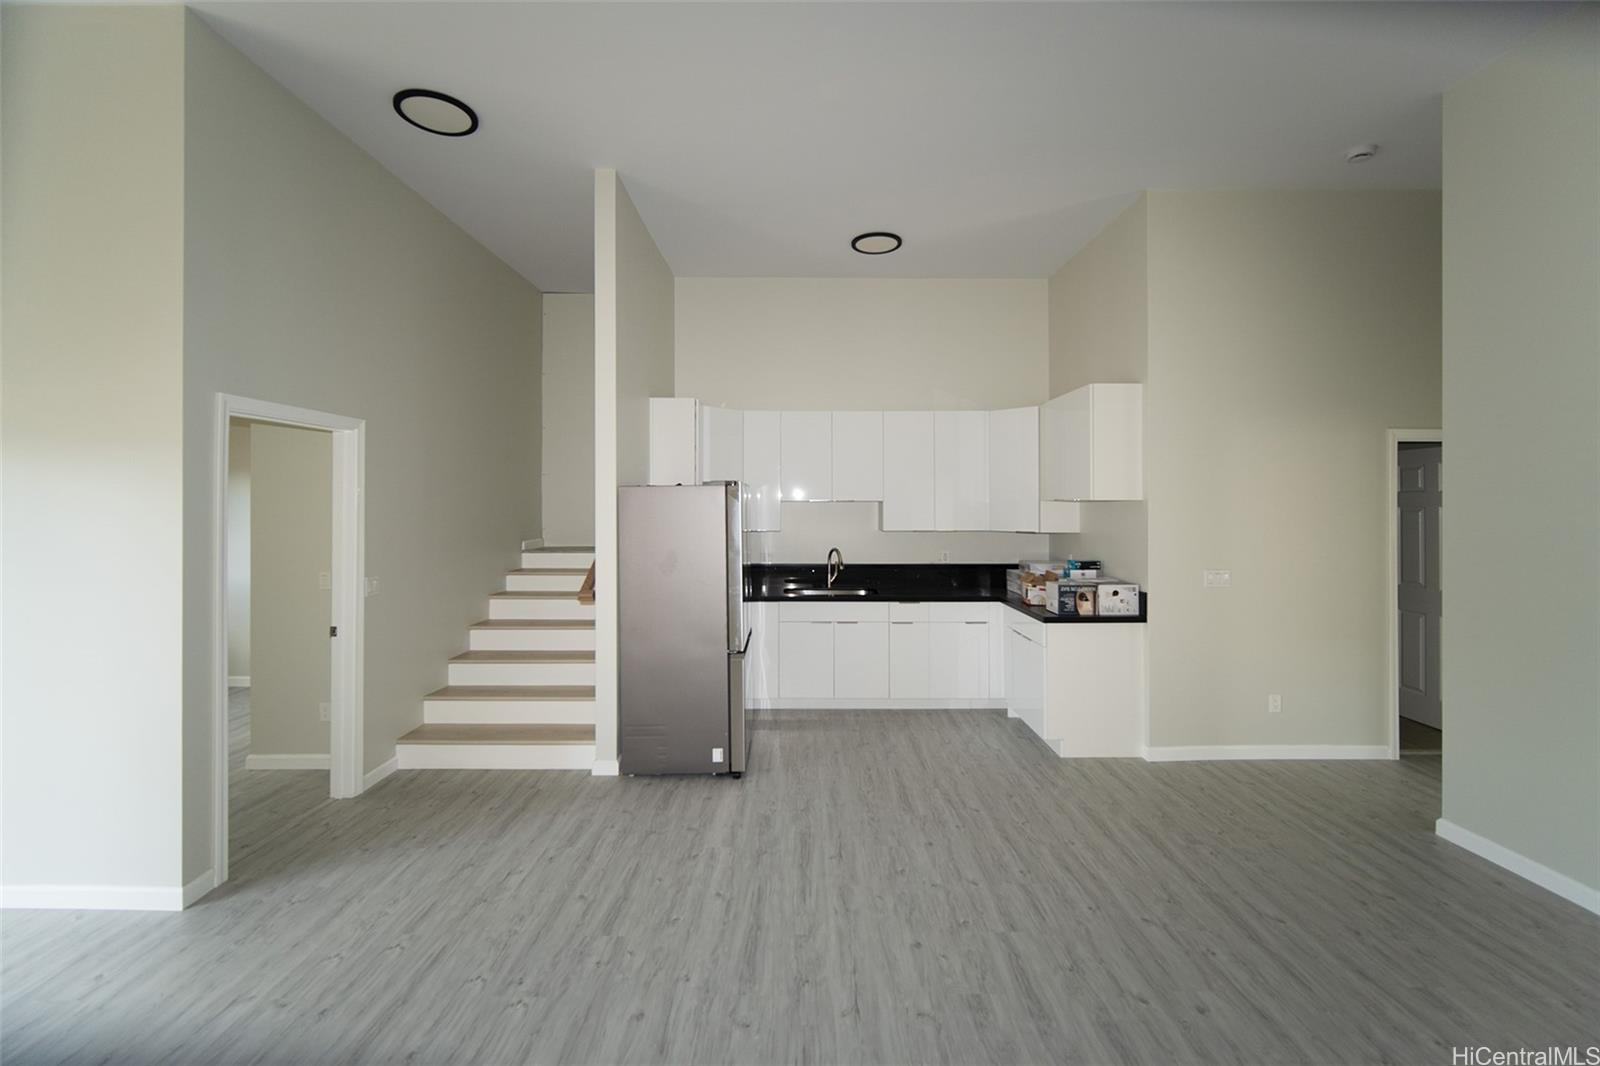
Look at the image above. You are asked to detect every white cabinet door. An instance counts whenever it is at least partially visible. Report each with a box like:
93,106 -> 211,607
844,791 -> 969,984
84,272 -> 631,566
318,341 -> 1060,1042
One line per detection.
934,411 -> 989,530
930,621 -> 990,699
780,411 -> 832,503
649,398 -> 698,486
834,621 -> 889,699
831,411 -> 884,501
779,622 -> 833,699
882,411 -> 935,530
988,604 -> 1007,698
1005,624 -> 1045,737
742,410 -> 782,531
888,621 -> 931,699
1041,384 -> 1143,501
744,602 -> 780,705
698,404 -> 744,484
987,405 -> 1040,532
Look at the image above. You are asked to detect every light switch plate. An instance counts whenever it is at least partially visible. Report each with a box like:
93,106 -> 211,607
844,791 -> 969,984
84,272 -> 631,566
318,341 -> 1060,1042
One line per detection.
318,571 -> 332,590
1203,569 -> 1232,588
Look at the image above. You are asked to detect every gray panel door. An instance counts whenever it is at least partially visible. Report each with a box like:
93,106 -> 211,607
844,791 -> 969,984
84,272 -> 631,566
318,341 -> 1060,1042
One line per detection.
1397,445 -> 1442,729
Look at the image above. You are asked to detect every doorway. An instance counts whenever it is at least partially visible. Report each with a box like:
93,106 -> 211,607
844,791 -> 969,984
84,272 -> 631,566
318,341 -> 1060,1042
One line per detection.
211,395 -> 366,891
1388,430 -> 1442,758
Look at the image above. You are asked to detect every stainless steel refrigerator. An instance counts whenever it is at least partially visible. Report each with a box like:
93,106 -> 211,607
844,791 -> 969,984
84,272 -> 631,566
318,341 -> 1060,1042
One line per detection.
619,482 -> 750,776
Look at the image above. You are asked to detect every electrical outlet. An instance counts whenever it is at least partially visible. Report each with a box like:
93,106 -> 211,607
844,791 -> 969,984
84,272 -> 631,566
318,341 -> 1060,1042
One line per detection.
319,702 -> 331,722
939,551 -> 951,563
1268,694 -> 1282,714
365,577 -> 380,596
1203,569 -> 1232,588
318,571 -> 332,590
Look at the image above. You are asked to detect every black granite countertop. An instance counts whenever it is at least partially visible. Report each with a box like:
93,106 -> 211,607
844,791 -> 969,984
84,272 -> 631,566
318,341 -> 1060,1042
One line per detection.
745,563 -> 1147,623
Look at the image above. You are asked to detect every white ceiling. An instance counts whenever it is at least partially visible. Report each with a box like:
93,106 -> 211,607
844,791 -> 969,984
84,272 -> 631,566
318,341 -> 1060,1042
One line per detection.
194,2 -> 1558,292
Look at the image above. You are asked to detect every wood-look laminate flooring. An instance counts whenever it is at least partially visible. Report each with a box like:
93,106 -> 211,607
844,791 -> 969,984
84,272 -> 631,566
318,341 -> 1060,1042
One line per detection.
4,709 -> 1596,1065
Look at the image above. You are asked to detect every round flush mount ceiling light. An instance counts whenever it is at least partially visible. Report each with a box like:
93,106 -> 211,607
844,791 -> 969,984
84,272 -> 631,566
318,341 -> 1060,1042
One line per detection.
1345,143 -> 1380,164
393,89 -> 479,137
851,231 -> 902,255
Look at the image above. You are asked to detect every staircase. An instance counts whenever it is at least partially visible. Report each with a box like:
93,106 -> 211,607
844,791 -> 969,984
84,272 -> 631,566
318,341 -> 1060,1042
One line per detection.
396,547 -> 598,769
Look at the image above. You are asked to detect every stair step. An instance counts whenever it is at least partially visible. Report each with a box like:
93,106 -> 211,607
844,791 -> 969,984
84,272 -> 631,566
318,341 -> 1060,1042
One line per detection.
489,591 -> 595,620
521,548 -> 594,569
447,649 -> 595,686
449,650 -> 595,663
506,567 -> 588,592
468,619 -> 594,651
397,723 -> 595,769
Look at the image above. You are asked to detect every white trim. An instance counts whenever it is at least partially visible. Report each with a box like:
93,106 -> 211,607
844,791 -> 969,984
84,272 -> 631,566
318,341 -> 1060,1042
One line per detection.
1436,819 -> 1600,915
750,698 -> 1007,711
590,759 -> 620,777
244,753 -> 331,771
212,393 -> 367,894
1143,744 -> 1392,762
1386,428 -> 1442,760
2,884 -> 184,911
227,675 -> 251,688
183,870 -> 217,908
521,537 -> 544,550
363,755 -> 399,790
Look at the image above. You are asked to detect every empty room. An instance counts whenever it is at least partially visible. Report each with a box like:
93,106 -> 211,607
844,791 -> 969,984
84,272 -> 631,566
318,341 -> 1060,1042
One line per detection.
2,2 -> 1596,1064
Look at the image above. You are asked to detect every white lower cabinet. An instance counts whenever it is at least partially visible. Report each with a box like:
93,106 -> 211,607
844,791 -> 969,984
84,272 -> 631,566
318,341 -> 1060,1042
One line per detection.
1004,621 -> 1045,736
1004,612 -> 1145,757
778,621 -> 833,699
833,622 -> 889,699
888,621 -> 932,699
930,621 -> 989,699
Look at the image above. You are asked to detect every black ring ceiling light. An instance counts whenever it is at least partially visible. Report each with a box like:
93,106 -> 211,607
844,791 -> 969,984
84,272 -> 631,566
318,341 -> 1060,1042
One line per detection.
393,89 -> 479,137
851,232 -> 902,255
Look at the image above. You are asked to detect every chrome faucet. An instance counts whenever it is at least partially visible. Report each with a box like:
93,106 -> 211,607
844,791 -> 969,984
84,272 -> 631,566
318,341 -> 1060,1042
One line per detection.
826,547 -> 846,589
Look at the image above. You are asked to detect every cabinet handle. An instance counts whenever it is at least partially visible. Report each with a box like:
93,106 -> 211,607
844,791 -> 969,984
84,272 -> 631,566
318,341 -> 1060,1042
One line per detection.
836,621 -> 858,625
964,621 -> 987,625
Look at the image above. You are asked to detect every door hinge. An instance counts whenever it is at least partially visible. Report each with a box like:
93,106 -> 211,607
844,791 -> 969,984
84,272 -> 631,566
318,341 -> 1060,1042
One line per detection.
330,626 -> 338,638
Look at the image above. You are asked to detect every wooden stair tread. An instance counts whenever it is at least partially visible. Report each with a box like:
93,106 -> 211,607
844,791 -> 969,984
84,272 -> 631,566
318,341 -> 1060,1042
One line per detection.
449,650 -> 595,663
509,567 -> 589,575
471,619 -> 594,630
424,685 -> 596,701
524,546 -> 594,553
492,590 -> 590,600
398,723 -> 595,746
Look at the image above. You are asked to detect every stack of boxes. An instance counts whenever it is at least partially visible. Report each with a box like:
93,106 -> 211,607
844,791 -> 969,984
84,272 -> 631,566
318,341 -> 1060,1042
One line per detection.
1006,560 -> 1141,617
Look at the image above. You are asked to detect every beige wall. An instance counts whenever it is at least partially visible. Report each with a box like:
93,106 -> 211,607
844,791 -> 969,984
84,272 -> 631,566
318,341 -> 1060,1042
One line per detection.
676,277 -> 1053,563
181,15 -> 542,880
1439,7 -> 1599,896
1047,197 -> 1149,583
541,293 -> 595,547
226,423 -> 252,680
2,5 -> 187,895
1144,191 -> 1442,749
247,423 -> 333,758
593,170 -> 675,767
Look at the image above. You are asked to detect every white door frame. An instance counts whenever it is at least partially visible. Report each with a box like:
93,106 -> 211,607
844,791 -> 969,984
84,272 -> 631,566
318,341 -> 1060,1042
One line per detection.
1385,428 -> 1442,759
211,393 -> 366,887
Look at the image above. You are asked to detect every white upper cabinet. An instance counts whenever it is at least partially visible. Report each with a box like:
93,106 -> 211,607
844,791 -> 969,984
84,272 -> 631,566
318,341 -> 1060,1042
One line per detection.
1041,383 -> 1143,501
988,405 -> 1081,534
648,398 -> 698,486
780,411 -> 832,503
697,404 -> 744,484
882,411 -> 936,530
743,410 -> 782,531
934,411 -> 990,530
831,411 -> 884,501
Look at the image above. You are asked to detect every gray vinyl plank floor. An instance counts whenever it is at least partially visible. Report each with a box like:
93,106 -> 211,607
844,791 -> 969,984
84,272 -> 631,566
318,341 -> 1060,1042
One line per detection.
3,709 -> 1596,1065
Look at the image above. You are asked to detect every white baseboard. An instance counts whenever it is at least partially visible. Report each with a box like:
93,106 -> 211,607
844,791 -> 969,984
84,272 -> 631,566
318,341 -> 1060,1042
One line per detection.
244,753 -> 331,771
183,869 -> 217,908
749,698 -> 1006,711
1143,744 -> 1391,762
591,759 -> 620,777
1435,818 -> 1600,915
362,755 -> 398,790
227,675 -> 251,688
2,882 -> 184,911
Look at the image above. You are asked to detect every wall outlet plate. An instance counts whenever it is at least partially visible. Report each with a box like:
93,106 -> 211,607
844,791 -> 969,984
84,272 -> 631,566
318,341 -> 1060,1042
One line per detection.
1268,694 -> 1282,714
318,571 -> 332,590
1204,569 -> 1232,588
320,702 -> 331,722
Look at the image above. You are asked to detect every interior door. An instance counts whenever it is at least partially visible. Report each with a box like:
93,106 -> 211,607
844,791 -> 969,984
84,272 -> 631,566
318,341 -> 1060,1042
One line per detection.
1397,444 -> 1442,729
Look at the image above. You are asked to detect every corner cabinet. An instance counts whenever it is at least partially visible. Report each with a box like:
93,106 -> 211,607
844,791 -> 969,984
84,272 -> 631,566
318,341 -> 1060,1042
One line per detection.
988,406 -> 1081,533
1041,383 -> 1143,501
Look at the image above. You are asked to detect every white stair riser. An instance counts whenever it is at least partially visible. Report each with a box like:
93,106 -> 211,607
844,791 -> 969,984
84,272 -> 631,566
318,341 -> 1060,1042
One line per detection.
521,552 -> 594,569
506,573 -> 586,592
423,699 -> 596,726
447,661 -> 595,686
489,599 -> 596,620
396,743 -> 596,770
469,628 -> 595,652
